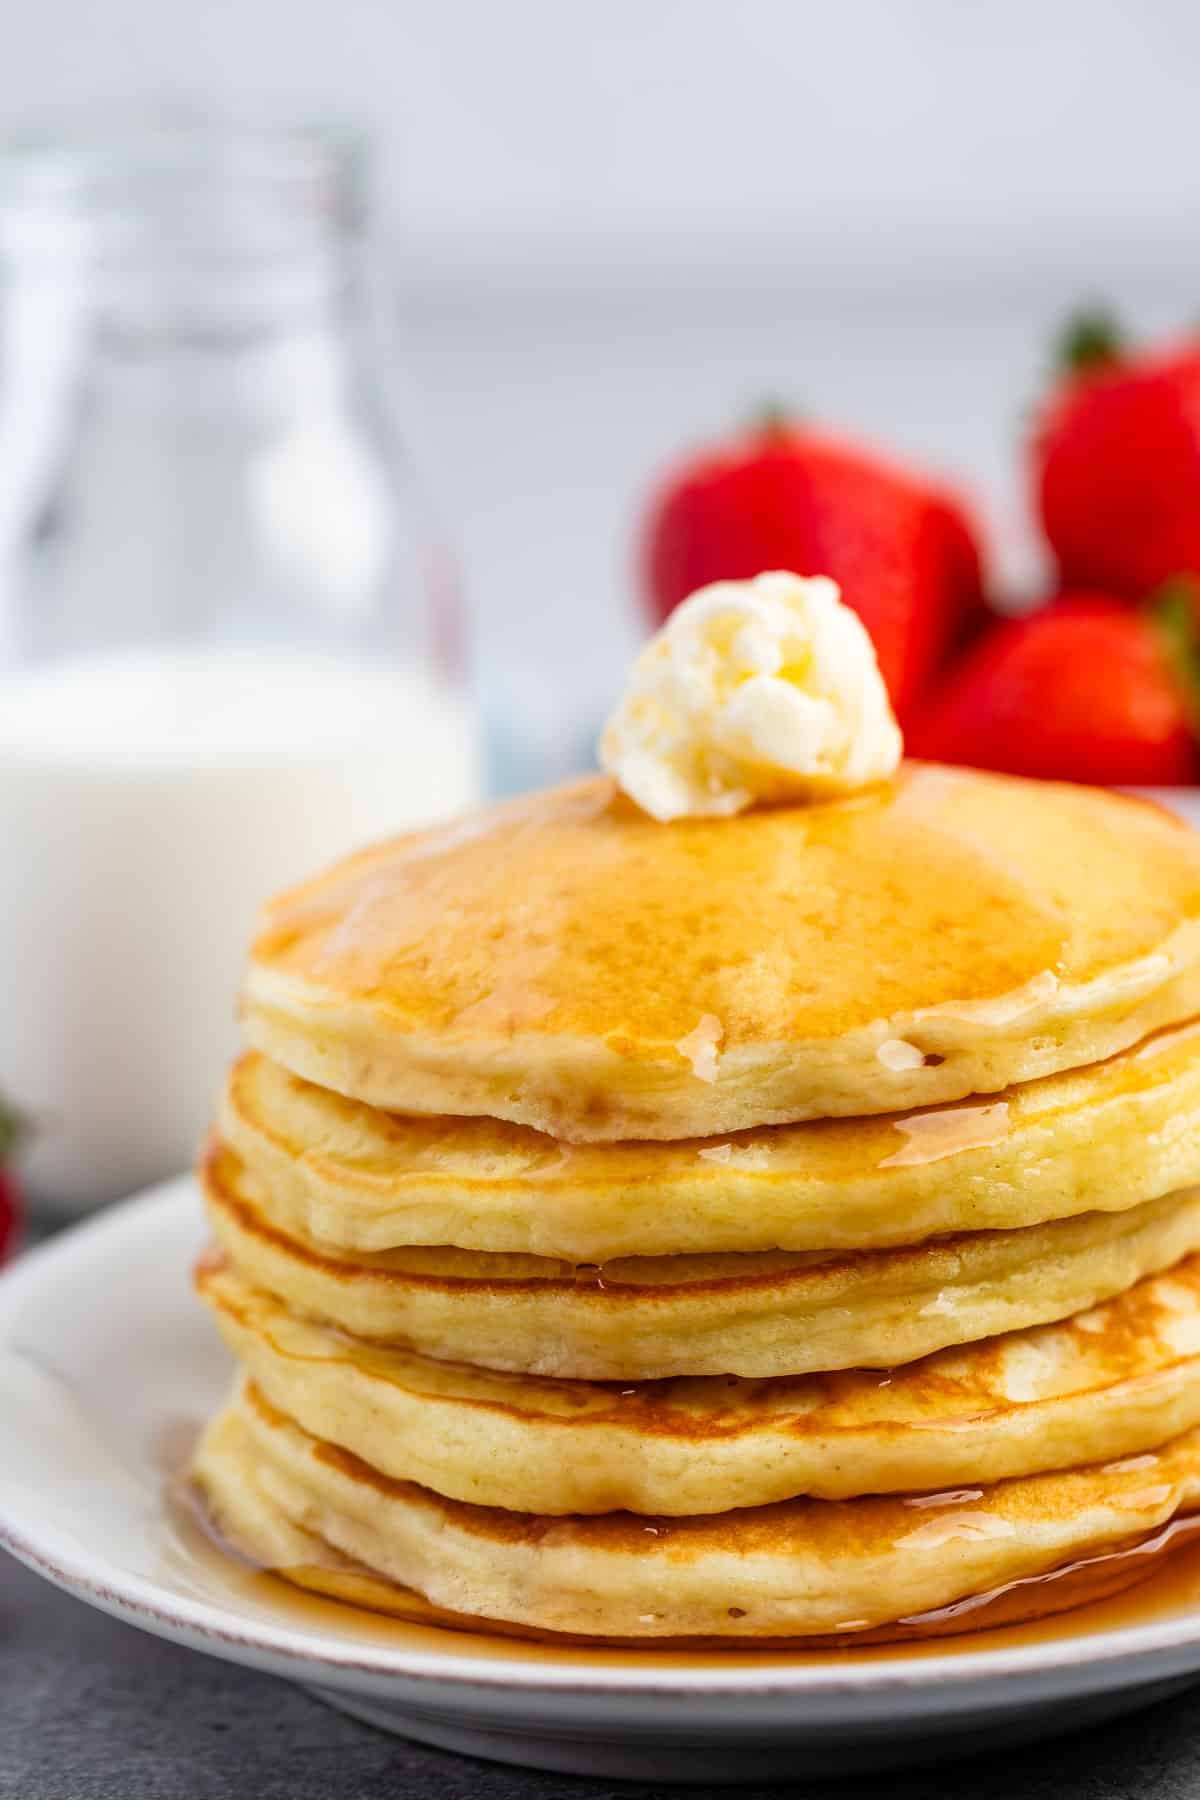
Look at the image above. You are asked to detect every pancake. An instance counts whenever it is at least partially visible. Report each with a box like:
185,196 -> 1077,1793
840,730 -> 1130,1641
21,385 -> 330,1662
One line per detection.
198,1257 -> 1200,1514
202,1145 -> 1200,1380
242,768 -> 1200,1141
222,1023 -> 1200,1259
194,1381 -> 1200,1640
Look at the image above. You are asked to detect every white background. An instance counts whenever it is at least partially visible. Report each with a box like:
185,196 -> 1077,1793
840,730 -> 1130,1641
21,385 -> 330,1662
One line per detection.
6,0 -> 1200,767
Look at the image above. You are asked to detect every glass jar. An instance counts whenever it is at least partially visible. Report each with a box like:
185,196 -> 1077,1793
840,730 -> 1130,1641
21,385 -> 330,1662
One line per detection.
0,118 -> 480,1213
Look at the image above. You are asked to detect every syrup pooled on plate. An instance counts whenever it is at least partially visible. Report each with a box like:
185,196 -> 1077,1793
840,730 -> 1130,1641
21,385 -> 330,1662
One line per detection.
166,1472 -> 1200,1670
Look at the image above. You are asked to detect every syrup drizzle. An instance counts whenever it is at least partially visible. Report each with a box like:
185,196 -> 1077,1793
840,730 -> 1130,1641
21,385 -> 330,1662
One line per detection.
880,1101 -> 1012,1169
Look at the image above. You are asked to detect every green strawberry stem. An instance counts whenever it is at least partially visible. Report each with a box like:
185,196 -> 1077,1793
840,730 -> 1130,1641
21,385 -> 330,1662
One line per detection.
1056,309 -> 1125,376
752,401 -> 799,439
0,1095 -> 26,1163
1150,577 -> 1200,731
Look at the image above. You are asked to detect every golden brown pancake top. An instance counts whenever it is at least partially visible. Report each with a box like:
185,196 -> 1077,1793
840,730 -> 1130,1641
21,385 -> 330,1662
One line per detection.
251,768 -> 1200,1048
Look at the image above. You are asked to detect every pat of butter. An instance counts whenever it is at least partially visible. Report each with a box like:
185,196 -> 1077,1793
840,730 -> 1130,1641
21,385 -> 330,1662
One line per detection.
600,572 -> 902,821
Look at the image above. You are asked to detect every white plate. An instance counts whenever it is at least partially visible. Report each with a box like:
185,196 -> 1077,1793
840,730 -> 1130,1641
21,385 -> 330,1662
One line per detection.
4,1180 -> 1200,1783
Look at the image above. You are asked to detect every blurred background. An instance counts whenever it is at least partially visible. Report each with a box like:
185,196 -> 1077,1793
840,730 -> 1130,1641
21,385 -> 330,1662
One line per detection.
6,0 -> 1200,1219
6,0 -> 1199,743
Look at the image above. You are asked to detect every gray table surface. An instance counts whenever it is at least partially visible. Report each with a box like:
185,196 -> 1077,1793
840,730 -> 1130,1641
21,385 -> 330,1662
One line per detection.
3,1547 -> 1200,1800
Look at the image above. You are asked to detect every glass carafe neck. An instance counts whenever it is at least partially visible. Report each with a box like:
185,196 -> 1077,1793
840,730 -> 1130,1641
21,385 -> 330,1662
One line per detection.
0,117 -> 368,340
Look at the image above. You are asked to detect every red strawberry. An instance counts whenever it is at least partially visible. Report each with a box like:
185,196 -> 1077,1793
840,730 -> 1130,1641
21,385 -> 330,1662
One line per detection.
1035,313 -> 1200,598
0,1098 -> 24,1263
909,592 -> 1200,787
640,416 -> 986,718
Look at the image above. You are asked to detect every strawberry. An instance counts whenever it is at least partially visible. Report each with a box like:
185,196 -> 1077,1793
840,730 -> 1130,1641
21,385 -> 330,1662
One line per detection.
909,592 -> 1200,787
640,415 -> 986,717
0,1097 -> 24,1263
1035,313 -> 1200,598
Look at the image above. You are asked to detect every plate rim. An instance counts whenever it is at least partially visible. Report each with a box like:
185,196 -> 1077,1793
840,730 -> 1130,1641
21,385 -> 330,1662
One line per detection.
6,1177 -> 1200,1704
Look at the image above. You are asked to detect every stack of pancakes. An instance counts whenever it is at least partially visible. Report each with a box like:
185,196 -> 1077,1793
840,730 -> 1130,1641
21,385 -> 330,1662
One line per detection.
193,764 -> 1200,1643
